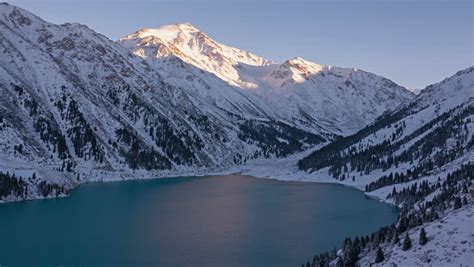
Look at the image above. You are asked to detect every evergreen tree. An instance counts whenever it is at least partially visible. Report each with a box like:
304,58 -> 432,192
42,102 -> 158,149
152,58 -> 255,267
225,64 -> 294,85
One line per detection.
462,197 -> 468,205
343,242 -> 358,266
402,233 -> 412,251
375,247 -> 384,263
419,227 -> 427,245
392,231 -> 400,245
454,197 -> 462,209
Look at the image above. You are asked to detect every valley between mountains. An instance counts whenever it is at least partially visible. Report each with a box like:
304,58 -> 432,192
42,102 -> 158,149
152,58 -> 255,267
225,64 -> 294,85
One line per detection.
0,3 -> 472,266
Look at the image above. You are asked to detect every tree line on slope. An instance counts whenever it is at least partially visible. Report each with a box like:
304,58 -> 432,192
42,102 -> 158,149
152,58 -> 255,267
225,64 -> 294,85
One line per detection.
0,171 -> 28,200
238,119 -> 325,158
0,171 -> 67,200
298,104 -> 472,182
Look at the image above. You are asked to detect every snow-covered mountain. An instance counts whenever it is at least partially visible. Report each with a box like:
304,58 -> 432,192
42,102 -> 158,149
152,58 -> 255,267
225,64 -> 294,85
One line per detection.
298,67 -> 474,266
299,66 -> 473,173
0,3 -> 412,201
119,24 -> 415,135
120,23 -> 273,88
407,87 -> 423,95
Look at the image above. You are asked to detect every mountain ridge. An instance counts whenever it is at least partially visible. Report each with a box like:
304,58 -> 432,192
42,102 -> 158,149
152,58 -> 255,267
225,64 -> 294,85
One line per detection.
119,22 -> 414,135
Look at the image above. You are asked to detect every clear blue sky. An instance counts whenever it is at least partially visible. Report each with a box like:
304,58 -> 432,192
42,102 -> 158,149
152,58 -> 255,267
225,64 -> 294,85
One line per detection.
8,0 -> 473,89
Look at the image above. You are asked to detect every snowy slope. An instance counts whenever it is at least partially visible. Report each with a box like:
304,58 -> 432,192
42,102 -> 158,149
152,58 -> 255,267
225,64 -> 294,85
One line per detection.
299,66 -> 474,173
359,202 -> 474,266
119,24 -> 414,135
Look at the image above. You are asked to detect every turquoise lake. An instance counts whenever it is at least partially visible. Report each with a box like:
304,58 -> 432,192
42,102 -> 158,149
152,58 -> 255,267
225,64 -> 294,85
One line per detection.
0,174 -> 398,266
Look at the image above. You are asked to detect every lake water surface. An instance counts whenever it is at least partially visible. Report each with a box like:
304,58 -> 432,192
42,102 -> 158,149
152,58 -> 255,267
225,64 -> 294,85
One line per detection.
0,174 -> 398,266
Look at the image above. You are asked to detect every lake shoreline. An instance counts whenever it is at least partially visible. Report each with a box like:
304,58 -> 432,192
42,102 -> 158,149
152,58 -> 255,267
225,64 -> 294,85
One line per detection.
0,173 -> 399,266
0,165 -> 398,209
